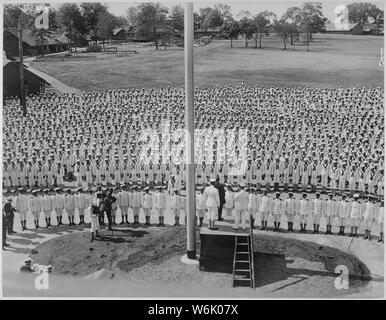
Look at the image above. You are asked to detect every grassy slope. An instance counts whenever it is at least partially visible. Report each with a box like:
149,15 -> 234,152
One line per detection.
31,34 -> 384,91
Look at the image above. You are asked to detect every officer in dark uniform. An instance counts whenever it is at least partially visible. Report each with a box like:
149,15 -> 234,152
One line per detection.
215,177 -> 226,221
96,186 -> 106,226
2,209 -> 10,248
3,198 -> 17,234
104,188 -> 117,231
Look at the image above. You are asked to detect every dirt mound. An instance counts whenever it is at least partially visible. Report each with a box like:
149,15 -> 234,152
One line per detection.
253,233 -> 371,295
31,227 -> 196,277
30,227 -> 375,297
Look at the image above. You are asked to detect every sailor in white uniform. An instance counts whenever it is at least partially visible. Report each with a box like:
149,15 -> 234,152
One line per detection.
271,192 -> 282,232
203,178 -> 220,230
337,194 -> 349,236
363,195 -> 376,240
349,194 -> 362,237
196,186 -> 206,228
233,184 -> 249,230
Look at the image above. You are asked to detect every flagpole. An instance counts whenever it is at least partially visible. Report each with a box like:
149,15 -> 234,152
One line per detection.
185,2 -> 196,260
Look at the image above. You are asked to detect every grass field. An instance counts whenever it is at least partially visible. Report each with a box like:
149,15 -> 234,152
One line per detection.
30,33 -> 384,91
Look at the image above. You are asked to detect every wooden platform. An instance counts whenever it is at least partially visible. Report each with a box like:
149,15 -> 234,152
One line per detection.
199,221 -> 251,273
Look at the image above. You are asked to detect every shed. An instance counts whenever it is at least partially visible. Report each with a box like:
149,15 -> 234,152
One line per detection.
3,56 -> 49,99
322,23 -> 363,35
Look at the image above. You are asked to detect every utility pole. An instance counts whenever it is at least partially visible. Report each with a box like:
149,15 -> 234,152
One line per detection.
185,2 -> 196,260
18,14 -> 27,116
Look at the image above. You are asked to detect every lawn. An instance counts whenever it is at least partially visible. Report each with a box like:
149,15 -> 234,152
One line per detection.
30,33 -> 384,91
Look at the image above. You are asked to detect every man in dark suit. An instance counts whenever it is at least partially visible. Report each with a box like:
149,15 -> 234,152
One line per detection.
215,177 -> 226,221
3,209 -> 10,249
96,186 -> 106,226
104,188 -> 117,231
3,198 -> 17,234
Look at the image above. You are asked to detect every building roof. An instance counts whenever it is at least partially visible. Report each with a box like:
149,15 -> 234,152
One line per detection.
5,29 -> 69,46
324,23 -> 360,32
3,50 -> 11,67
196,27 -> 221,33
112,27 -> 130,36
3,60 -> 50,84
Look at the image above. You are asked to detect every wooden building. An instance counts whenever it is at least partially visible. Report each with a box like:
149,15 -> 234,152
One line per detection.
322,23 -> 363,35
3,57 -> 49,99
3,29 -> 69,57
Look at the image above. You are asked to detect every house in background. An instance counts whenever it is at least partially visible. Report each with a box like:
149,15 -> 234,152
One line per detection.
3,53 -> 49,99
362,23 -> 383,35
194,27 -> 222,38
3,29 -> 70,57
66,31 -> 92,48
322,23 -> 363,35
112,27 -> 130,42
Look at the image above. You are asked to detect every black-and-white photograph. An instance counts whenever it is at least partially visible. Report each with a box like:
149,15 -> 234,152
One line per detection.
1,0 -> 384,299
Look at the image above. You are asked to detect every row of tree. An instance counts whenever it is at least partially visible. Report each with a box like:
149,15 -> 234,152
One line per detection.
3,2 -> 384,53
220,4 -> 326,50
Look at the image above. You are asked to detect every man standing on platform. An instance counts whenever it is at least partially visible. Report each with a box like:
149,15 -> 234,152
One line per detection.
271,192 -> 282,232
204,178 -> 220,230
259,190 -> 270,231
233,184 -> 249,230
215,177 -> 225,221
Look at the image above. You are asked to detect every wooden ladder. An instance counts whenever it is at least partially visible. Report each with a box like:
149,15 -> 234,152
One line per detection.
232,235 -> 254,288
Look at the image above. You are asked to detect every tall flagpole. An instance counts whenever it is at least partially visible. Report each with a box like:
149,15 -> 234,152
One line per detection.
185,2 -> 196,260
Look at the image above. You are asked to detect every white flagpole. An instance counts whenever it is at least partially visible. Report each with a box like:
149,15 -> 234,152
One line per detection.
185,2 -> 196,260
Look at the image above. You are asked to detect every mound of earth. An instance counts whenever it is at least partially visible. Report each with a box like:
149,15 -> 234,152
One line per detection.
252,233 -> 371,296
30,227 -> 375,297
31,227 -> 197,277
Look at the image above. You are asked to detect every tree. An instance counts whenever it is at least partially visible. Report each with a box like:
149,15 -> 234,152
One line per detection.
220,18 -> 240,48
198,7 -> 213,30
236,10 -> 252,20
80,2 -> 108,42
347,2 -> 383,33
95,11 -> 117,51
283,7 -> 302,46
274,18 -> 290,50
252,11 -> 276,48
347,2 -> 383,25
215,4 -> 233,22
125,6 -> 139,26
57,3 -> 86,52
238,17 -> 254,47
3,3 -> 36,31
202,8 -> 224,31
135,3 -> 169,50
300,2 -> 327,48
3,3 -> 37,115
170,5 -> 184,32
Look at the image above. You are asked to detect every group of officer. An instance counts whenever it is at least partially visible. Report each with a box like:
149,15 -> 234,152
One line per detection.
2,179 -> 384,248
219,185 -> 384,242
2,86 -> 384,200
